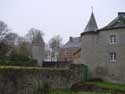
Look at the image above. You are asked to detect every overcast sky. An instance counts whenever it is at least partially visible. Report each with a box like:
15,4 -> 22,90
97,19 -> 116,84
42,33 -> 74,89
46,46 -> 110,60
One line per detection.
0,0 -> 125,43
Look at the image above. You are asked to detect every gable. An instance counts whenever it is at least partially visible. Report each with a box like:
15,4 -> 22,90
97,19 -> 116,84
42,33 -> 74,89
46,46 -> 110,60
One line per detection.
100,12 -> 125,31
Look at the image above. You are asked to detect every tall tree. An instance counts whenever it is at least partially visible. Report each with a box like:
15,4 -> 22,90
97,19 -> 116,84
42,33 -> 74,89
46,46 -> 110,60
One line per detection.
0,41 -> 10,58
24,28 -> 44,58
49,35 -> 62,61
0,21 -> 9,42
0,21 -> 9,58
4,32 -> 18,46
25,28 -> 44,43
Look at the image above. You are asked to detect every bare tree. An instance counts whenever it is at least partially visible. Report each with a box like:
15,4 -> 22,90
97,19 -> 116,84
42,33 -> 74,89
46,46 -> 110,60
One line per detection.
49,35 -> 62,61
25,28 -> 44,43
24,28 -> 44,58
0,21 -> 10,58
4,32 -> 18,46
0,21 -> 9,42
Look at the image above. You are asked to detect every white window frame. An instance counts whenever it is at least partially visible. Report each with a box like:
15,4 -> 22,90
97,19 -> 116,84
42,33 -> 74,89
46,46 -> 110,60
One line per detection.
110,35 -> 117,44
109,52 -> 116,62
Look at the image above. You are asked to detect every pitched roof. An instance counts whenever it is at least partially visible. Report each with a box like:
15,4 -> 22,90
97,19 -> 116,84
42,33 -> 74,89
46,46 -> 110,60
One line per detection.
62,37 -> 80,48
84,12 -> 98,32
99,12 -> 125,31
73,48 -> 81,55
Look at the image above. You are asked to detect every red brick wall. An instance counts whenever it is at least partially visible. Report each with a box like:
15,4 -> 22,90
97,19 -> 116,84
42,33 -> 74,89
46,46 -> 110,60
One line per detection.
59,48 -> 79,62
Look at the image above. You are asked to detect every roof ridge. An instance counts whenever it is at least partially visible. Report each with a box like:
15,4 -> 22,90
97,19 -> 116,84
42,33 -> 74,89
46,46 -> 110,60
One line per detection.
100,13 -> 125,30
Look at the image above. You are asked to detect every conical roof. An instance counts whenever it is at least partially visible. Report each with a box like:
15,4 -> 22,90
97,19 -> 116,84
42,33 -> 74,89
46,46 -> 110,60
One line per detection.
84,12 -> 98,32
32,32 -> 44,43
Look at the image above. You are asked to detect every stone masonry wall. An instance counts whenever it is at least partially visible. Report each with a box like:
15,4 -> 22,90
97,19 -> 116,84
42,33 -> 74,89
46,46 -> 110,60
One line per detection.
81,28 -> 125,84
95,28 -> 125,84
0,64 -> 84,94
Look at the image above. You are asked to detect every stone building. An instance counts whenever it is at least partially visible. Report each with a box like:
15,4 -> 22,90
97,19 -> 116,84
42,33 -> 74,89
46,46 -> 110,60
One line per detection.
59,37 -> 80,62
80,12 -> 125,83
73,48 -> 81,64
31,32 -> 45,66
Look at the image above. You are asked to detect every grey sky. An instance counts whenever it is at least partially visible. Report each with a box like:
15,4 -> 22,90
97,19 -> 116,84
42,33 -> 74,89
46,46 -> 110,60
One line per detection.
0,0 -> 125,43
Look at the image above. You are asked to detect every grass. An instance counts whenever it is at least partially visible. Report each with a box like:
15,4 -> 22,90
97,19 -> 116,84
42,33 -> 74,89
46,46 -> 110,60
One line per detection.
49,90 -> 73,94
96,82 -> 125,90
49,90 -> 112,94
78,91 -> 111,94
49,90 -> 93,94
0,66 -> 68,71
81,82 -> 125,91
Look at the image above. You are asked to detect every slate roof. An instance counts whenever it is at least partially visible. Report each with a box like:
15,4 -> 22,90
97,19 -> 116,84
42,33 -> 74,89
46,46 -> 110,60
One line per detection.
62,37 -> 80,48
99,12 -> 125,31
84,12 -> 98,32
81,12 -> 98,36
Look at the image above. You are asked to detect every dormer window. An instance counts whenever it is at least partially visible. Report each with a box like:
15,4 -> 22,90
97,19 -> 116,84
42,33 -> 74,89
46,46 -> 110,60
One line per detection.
110,35 -> 116,44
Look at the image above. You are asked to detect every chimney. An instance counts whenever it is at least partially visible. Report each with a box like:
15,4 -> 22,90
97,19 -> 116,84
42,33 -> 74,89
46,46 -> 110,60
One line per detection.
69,37 -> 73,42
118,12 -> 125,16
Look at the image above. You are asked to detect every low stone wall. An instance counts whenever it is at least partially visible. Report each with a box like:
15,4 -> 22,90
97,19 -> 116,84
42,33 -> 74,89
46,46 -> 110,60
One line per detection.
0,64 -> 84,94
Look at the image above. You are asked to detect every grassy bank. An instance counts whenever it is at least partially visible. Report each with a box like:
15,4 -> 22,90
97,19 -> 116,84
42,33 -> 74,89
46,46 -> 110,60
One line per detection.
49,90 -> 112,94
81,82 -> 125,91
34,81 -> 121,94
0,66 -> 67,71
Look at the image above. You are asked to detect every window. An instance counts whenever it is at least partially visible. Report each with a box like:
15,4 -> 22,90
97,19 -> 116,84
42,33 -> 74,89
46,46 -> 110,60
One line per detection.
109,52 -> 116,62
64,51 -> 68,56
110,35 -> 116,44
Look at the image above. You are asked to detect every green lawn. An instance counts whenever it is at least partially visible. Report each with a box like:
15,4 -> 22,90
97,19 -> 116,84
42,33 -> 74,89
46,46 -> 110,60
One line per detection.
49,90 -> 72,94
81,82 -> 125,91
49,90 -> 112,94
96,82 -> 125,90
78,91 -> 111,94
48,82 -> 125,94
0,66 -> 67,71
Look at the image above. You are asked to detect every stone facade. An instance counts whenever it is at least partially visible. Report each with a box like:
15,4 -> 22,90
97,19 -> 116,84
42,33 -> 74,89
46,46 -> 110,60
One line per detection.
73,49 -> 81,64
0,64 -> 84,94
80,12 -> 125,84
31,33 -> 45,66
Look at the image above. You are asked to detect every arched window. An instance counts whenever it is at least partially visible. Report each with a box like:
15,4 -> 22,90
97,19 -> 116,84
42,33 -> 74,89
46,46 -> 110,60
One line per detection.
109,52 -> 116,62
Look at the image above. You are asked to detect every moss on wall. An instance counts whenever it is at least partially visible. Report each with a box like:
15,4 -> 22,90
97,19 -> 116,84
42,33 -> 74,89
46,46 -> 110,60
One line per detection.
0,64 -> 84,94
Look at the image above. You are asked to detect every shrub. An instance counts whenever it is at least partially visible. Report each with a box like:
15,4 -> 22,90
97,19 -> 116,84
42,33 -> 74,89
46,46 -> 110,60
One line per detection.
0,56 -> 33,66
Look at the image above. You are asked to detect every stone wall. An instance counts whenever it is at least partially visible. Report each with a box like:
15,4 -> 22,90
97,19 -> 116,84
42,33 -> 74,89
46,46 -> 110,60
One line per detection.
0,64 -> 84,94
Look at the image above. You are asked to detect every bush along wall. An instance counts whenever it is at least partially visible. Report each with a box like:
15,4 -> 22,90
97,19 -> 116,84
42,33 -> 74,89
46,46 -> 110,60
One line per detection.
0,55 -> 35,66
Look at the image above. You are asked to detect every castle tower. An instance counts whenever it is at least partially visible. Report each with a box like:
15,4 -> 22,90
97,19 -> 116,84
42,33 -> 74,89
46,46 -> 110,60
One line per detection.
80,12 -> 98,78
31,32 -> 45,66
